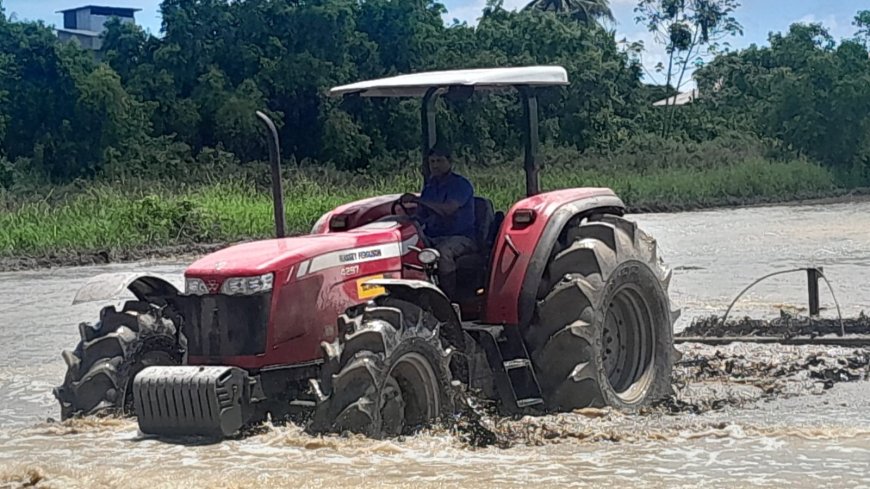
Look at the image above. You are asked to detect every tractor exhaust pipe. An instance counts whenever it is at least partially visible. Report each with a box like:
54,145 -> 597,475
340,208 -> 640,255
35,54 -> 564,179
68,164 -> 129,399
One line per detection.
256,111 -> 286,238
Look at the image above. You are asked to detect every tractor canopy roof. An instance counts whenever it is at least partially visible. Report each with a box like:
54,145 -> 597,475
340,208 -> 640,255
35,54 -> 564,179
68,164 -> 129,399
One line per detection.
329,66 -> 569,98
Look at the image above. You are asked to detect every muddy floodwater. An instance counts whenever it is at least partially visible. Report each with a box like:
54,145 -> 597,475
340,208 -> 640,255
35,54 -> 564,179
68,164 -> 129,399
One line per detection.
1,202 -> 870,488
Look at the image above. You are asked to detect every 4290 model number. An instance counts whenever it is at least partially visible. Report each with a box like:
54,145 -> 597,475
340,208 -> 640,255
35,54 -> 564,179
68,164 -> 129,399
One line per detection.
340,265 -> 360,276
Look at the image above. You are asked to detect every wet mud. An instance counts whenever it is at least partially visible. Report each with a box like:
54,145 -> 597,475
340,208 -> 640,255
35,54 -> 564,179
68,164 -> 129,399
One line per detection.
653,314 -> 870,415
446,341 -> 870,449
665,342 -> 870,412
443,303 -> 870,449
681,312 -> 870,338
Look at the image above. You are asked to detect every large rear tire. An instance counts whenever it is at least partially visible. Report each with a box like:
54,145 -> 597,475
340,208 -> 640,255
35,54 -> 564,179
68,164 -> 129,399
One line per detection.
525,214 -> 678,411
53,301 -> 185,419
308,297 -> 455,438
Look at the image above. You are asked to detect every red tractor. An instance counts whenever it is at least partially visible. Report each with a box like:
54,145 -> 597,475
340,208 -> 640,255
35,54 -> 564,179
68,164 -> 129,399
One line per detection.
55,66 -> 678,438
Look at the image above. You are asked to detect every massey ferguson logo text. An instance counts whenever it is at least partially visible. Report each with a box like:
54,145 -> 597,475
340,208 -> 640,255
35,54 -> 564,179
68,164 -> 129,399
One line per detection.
339,249 -> 383,263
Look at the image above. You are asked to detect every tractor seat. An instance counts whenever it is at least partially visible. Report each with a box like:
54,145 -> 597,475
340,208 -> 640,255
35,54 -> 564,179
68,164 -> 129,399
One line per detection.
473,197 -> 495,251
455,197 -> 498,271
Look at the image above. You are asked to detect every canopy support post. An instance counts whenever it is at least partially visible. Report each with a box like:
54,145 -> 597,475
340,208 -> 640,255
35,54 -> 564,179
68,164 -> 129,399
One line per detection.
518,86 -> 540,197
421,87 -> 439,182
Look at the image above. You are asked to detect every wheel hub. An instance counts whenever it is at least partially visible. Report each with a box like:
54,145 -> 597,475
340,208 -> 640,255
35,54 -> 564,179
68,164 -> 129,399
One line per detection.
602,285 -> 655,403
382,351 -> 440,435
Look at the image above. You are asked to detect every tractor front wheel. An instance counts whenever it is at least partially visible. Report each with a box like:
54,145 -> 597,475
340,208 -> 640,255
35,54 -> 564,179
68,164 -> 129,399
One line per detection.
308,297 -> 455,438
53,301 -> 185,419
525,214 -> 677,411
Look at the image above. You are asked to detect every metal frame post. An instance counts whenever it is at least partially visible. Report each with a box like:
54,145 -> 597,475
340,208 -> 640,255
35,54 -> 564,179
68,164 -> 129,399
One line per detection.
421,87 -> 439,182
807,267 -> 822,317
518,86 -> 540,197
256,111 -> 286,238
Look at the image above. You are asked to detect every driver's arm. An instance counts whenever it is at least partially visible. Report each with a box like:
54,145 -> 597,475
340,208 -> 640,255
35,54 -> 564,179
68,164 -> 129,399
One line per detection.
416,179 -> 472,218
417,199 -> 461,217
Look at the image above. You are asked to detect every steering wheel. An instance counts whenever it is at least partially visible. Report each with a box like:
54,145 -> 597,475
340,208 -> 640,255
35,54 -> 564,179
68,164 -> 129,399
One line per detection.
387,197 -> 432,247
391,197 -> 413,217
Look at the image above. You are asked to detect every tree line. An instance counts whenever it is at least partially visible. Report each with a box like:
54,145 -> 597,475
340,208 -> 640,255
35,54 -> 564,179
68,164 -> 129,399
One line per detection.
0,0 -> 868,188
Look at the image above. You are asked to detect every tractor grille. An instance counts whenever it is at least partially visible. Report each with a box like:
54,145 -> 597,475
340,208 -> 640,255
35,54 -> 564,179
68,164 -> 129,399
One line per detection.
176,293 -> 272,357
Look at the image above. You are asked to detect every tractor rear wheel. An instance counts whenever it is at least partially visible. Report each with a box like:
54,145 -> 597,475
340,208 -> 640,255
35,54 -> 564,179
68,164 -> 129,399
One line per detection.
309,297 -> 455,438
525,214 -> 677,411
53,301 -> 185,419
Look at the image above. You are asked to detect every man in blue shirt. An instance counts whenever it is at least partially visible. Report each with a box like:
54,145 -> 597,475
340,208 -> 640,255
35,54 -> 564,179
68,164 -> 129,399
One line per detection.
400,146 -> 476,298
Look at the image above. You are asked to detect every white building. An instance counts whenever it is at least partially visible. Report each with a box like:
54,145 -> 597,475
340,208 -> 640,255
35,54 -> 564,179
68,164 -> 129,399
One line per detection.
653,89 -> 700,107
56,5 -> 140,51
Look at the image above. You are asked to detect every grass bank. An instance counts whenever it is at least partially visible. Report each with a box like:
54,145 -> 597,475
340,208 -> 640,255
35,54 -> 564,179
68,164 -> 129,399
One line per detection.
0,156 -> 842,268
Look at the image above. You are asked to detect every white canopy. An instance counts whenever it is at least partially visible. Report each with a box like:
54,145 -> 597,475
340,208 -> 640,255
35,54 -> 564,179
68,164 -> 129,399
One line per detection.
329,66 -> 569,98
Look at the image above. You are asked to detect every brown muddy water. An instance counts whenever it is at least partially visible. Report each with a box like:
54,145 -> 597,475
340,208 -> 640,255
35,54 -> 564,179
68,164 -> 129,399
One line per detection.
1,202 -> 870,488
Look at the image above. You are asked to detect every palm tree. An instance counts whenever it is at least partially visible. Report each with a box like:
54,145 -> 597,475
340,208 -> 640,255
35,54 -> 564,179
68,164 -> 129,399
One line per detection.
523,0 -> 615,25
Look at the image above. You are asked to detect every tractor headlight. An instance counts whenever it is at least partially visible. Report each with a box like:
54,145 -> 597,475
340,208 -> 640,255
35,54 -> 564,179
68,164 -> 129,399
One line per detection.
221,273 -> 274,295
418,248 -> 441,265
185,278 -> 209,296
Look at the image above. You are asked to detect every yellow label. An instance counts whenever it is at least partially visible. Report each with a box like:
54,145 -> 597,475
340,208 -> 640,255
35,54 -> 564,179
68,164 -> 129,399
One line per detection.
357,275 -> 386,299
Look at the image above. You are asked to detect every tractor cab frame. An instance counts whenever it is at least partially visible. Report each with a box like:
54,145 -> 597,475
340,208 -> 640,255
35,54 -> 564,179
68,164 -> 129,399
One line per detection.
327,66 -> 590,318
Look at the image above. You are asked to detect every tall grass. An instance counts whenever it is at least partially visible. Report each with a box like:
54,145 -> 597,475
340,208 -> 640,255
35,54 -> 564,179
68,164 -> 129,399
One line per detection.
0,157 -> 838,258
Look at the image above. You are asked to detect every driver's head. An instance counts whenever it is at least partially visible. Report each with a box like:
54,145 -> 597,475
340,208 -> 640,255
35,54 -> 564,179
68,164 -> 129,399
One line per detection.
427,146 -> 452,178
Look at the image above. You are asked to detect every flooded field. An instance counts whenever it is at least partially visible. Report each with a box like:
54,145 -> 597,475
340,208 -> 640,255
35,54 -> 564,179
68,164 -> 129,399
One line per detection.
1,202 -> 869,488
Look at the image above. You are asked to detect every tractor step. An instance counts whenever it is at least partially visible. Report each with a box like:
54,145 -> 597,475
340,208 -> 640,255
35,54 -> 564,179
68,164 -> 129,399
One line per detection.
503,359 -> 532,370
463,324 -> 545,414
516,398 -> 544,408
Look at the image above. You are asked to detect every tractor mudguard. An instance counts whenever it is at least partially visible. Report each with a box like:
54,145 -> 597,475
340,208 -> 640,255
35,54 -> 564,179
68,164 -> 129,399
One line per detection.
517,195 -> 626,327
485,189 -> 626,327
366,278 -> 465,349
72,273 -> 180,305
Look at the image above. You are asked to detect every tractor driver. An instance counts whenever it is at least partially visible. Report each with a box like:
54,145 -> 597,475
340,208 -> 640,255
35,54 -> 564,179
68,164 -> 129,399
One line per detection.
400,146 -> 476,299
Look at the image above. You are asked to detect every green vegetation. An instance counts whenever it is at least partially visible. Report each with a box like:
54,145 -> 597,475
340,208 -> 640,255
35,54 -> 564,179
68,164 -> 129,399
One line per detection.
0,1 -> 868,262
0,141 -> 837,258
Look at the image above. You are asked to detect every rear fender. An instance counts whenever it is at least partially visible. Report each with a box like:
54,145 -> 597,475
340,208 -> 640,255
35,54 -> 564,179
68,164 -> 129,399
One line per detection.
484,188 -> 626,327
367,279 -> 464,349
72,273 -> 181,305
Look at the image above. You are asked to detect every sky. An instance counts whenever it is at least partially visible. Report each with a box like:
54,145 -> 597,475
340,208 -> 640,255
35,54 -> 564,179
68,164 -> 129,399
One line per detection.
4,0 -> 867,88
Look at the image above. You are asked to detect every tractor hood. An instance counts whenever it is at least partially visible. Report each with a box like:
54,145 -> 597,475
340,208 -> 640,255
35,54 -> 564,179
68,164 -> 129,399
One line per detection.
186,223 -> 404,278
